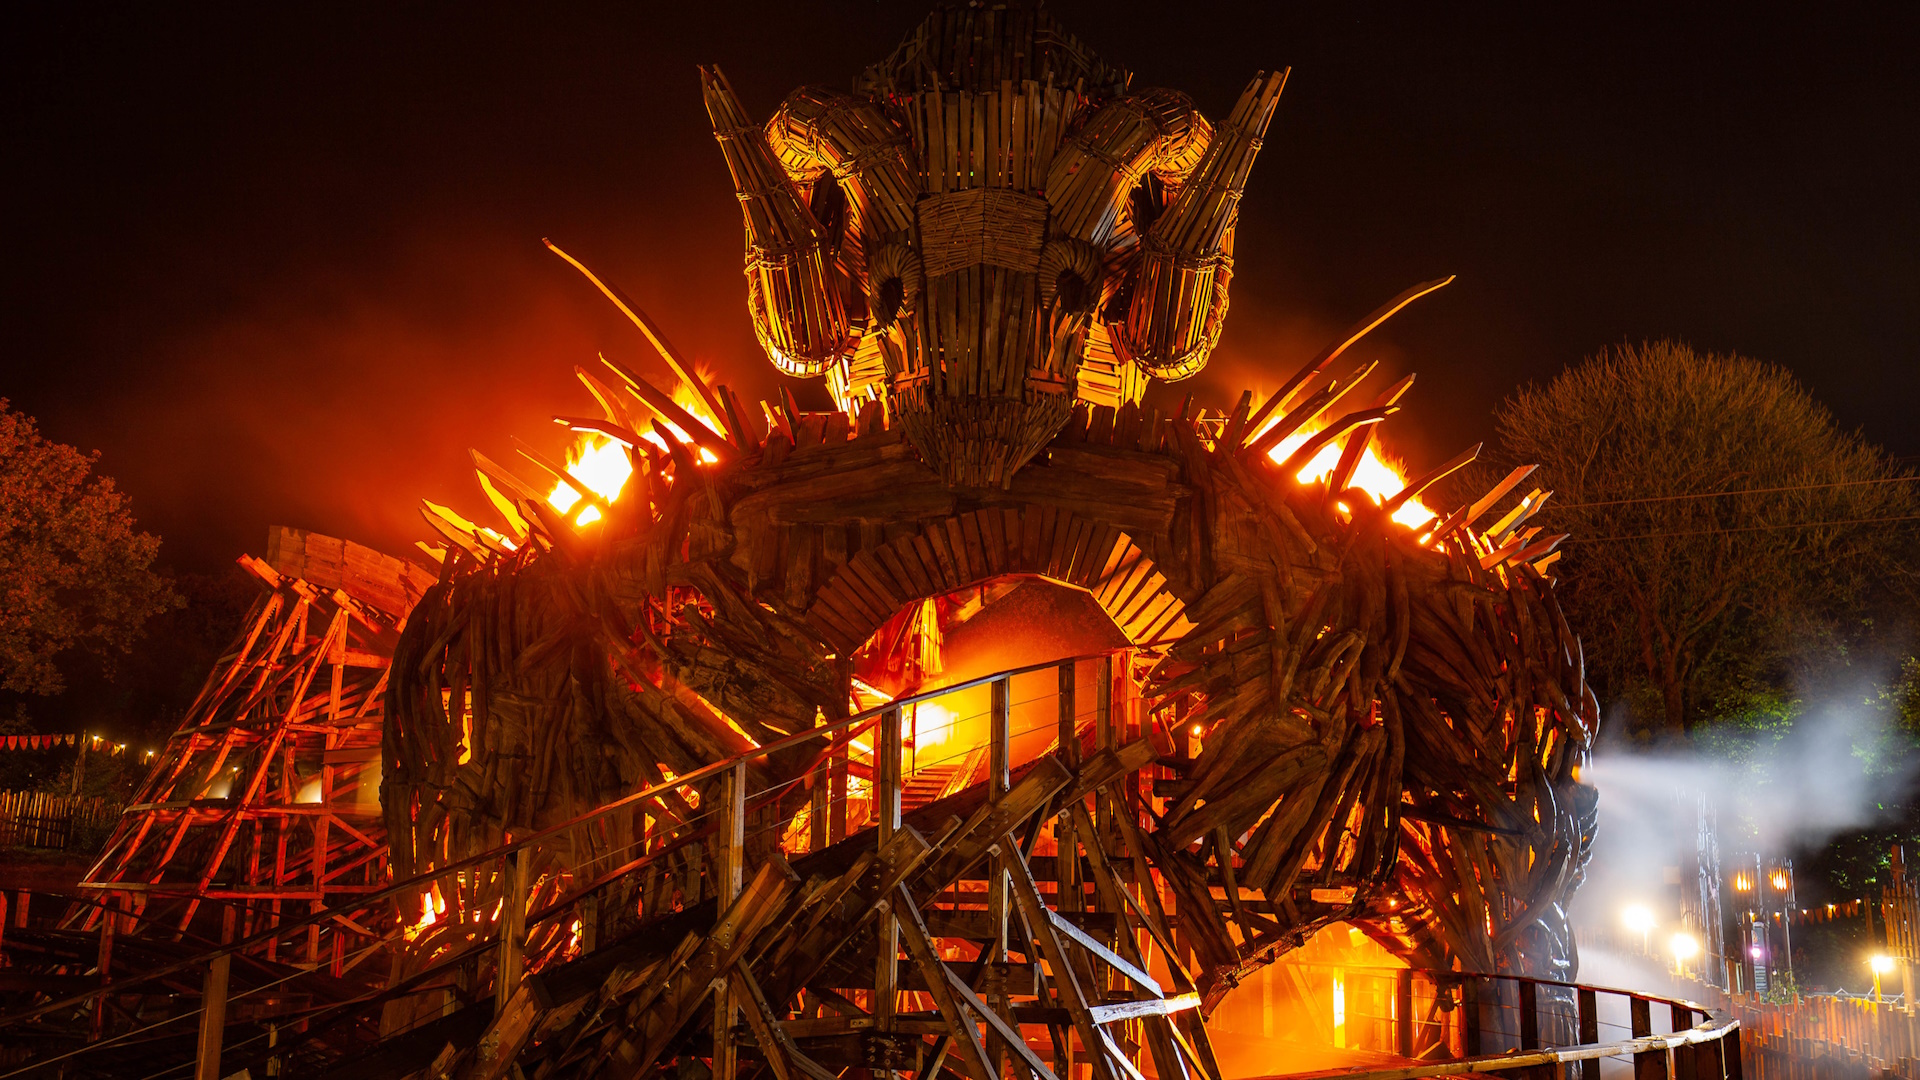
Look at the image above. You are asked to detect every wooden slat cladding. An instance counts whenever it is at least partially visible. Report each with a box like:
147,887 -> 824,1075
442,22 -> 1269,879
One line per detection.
916,188 -> 1047,277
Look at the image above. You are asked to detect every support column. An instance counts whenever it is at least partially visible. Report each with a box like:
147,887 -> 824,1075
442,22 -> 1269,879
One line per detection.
494,847 -> 528,1013
988,676 -> 1012,1076
713,760 -> 746,1078
875,708 -> 902,1034
194,951 -> 231,1080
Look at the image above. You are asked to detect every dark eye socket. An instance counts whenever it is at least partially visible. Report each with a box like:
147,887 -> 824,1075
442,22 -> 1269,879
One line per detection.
809,178 -> 848,244
1054,269 -> 1087,314
1128,173 -> 1166,234
877,277 -> 905,323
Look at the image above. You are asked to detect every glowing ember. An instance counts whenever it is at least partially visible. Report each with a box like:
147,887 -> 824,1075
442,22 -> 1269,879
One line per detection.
1260,423 -> 1436,530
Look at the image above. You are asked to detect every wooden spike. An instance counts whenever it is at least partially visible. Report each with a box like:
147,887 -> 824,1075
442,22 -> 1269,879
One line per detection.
1383,442 -> 1481,513
469,449 -> 547,504
1251,276 -> 1454,430
1328,374 -> 1413,494
598,353 -> 738,463
419,501 -> 503,558
1431,464 -> 1538,540
1489,489 -> 1554,546
544,238 -> 732,440
717,385 -> 762,453
474,471 -> 530,541
575,366 -> 639,430
779,386 -> 804,433
510,437 -> 613,515
1272,407 -> 1396,480
1244,359 -> 1377,460
553,415 -> 647,451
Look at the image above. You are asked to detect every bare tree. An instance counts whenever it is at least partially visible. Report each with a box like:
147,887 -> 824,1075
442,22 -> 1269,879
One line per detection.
0,400 -> 179,695
1476,341 -> 1915,743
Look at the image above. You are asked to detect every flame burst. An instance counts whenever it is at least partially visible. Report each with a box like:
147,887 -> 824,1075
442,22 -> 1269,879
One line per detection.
546,377 -> 724,527
547,437 -> 632,527
1262,425 -> 1436,530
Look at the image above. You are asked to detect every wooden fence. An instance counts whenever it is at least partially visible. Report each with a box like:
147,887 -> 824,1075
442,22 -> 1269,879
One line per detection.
0,791 -> 119,850
1717,992 -> 1920,1080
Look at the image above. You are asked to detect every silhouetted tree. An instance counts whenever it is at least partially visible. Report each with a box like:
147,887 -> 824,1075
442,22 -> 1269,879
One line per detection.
0,399 -> 179,695
1474,341 -> 1916,743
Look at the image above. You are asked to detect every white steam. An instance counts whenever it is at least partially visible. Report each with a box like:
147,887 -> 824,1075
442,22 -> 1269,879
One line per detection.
1570,672 -> 1917,971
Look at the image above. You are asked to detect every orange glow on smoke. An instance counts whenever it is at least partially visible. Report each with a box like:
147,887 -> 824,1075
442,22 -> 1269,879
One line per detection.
1260,423 -> 1435,530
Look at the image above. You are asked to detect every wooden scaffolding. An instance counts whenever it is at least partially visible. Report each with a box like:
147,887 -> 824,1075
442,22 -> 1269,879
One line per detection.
71,528 -> 432,977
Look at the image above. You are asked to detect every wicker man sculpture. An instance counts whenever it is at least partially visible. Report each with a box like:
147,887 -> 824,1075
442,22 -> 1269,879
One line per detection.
383,6 -> 1599,1075
708,14 -> 1276,487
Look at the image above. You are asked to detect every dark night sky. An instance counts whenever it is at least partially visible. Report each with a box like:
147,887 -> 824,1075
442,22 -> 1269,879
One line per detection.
5,2 -> 1916,572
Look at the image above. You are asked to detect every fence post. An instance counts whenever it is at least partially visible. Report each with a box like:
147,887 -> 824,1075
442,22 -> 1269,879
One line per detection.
1057,661 -> 1080,917
829,731 -> 849,844
494,847 -> 528,1012
1578,988 -> 1600,1080
91,893 -> 117,1039
194,950 -> 231,1080
1520,980 -> 1540,1051
1633,996 -> 1665,1080
875,709 -> 901,1035
988,676 -> 1013,1074
714,759 -> 746,1079
1464,978 -> 1482,1057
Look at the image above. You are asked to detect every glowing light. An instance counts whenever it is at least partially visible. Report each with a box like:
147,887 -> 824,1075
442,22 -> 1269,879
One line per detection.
1873,955 -> 1895,975
1670,932 -> 1699,961
911,701 -> 958,750
541,375 -> 724,529
404,890 -> 444,941
1750,945 -> 1763,959
1331,973 -> 1347,1048
1770,870 -> 1790,892
1733,872 -> 1753,893
546,436 -> 632,527
1623,905 -> 1655,933
1255,420 -> 1434,530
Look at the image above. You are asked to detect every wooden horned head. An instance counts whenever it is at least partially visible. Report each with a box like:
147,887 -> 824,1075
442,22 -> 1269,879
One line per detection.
704,4 -> 1284,487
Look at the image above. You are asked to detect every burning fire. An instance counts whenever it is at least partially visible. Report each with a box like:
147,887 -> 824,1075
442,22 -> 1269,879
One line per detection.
1260,423 -> 1435,530
547,437 -> 632,527
546,377 -> 724,527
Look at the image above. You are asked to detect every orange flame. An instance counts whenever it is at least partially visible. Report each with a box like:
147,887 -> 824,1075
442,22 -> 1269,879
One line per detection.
1260,423 -> 1435,530
545,377 -> 723,527
546,437 -> 632,527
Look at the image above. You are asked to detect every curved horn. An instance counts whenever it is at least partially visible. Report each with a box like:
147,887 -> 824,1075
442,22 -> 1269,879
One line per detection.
1115,69 -> 1287,381
1043,88 -> 1213,247
765,86 -> 919,240
701,66 -> 850,376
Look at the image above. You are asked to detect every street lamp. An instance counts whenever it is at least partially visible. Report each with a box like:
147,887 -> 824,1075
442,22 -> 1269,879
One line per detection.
1872,954 -> 1894,1002
1624,905 -> 1656,955
1672,932 -> 1700,977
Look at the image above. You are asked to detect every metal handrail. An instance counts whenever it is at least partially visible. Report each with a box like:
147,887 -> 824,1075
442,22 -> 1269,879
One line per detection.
0,647 -> 1133,1029
1255,967 -> 1740,1080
